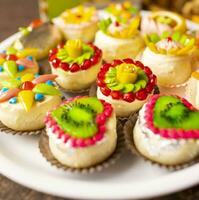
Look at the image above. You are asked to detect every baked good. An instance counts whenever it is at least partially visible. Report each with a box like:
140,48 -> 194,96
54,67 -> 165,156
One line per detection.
44,96 -> 117,168
94,16 -> 144,62
53,5 -> 99,43
96,58 -> 157,117
13,20 -> 62,60
141,11 -> 186,35
0,73 -> 61,131
141,32 -> 196,87
49,39 -> 102,91
186,71 -> 199,109
133,94 -> 199,166
0,48 -> 39,87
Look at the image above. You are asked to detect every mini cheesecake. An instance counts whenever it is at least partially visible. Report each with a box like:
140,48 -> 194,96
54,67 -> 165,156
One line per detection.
49,39 -> 102,91
141,11 -> 186,35
95,17 -> 144,62
186,71 -> 199,109
45,96 -> 117,168
53,5 -> 99,43
133,95 -> 199,166
141,32 -> 196,87
0,48 -> 39,87
96,58 -> 157,117
0,73 -> 61,131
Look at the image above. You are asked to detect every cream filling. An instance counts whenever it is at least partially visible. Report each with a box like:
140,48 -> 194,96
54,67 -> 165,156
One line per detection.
141,47 -> 192,87
94,30 -> 145,62
51,60 -> 101,91
47,111 -> 117,168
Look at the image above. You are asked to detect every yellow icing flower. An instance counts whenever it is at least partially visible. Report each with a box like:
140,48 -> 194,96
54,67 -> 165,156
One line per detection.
65,39 -> 83,58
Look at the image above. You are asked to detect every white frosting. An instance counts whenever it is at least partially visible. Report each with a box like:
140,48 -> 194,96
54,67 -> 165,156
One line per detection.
141,47 -> 192,87
94,30 -> 145,62
156,39 -> 182,51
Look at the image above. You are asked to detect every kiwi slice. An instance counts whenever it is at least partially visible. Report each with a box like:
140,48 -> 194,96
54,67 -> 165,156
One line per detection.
122,84 -> 134,93
107,82 -> 118,88
136,80 -> 147,89
110,83 -> 124,91
104,77 -> 117,84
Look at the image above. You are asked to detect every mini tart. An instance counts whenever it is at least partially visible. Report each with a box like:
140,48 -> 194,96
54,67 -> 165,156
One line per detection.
141,11 -> 186,35
53,5 -> 99,43
49,39 -> 102,92
13,20 -> 62,60
95,17 -> 144,62
101,1 -> 140,21
132,94 -> 199,166
44,96 -> 117,168
0,48 -> 39,87
186,71 -> 199,109
0,73 -> 62,131
141,32 -> 196,87
96,58 -> 157,117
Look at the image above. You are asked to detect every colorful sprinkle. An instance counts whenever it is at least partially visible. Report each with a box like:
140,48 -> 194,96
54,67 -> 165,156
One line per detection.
35,93 -> 44,101
0,66 -> 3,72
46,80 -> 54,86
26,56 -> 33,61
17,65 -> 25,72
1,88 -> 8,93
9,97 -> 17,104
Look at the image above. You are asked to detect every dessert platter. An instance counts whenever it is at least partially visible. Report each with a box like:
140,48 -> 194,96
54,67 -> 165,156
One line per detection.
0,2 -> 199,199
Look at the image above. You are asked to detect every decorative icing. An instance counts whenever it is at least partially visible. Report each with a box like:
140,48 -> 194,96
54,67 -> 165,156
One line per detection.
144,32 -> 196,55
49,40 -> 102,73
99,17 -> 140,39
60,6 -> 97,24
96,58 -> 157,102
143,95 -> 199,139
44,96 -> 113,148
0,73 -> 61,112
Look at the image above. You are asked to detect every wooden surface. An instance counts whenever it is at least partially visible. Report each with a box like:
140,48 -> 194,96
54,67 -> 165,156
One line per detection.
0,0 -> 199,199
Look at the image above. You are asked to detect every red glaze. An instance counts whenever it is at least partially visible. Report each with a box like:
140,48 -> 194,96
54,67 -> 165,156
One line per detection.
21,81 -> 35,90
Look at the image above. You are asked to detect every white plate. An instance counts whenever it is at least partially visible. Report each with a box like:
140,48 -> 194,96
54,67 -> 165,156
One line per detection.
0,12 -> 199,200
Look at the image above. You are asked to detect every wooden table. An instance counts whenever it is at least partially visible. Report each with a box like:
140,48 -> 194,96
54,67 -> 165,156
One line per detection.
0,0 -> 199,199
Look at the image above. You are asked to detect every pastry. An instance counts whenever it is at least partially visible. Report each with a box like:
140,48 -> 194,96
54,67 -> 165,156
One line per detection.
44,96 -> 117,168
186,71 -> 199,109
95,16 -> 144,62
96,58 -> 157,117
53,5 -> 99,43
132,94 -> 199,166
141,32 -> 196,87
13,20 -> 62,60
141,11 -> 186,35
49,39 -> 102,92
0,48 -> 39,87
0,73 -> 62,131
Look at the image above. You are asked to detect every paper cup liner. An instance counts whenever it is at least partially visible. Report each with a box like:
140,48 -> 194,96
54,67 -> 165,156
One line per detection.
89,83 -> 160,123
124,113 -> 199,170
0,121 -> 44,136
39,121 -> 125,174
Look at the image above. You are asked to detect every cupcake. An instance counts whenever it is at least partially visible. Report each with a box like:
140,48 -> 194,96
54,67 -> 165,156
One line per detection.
96,58 -> 157,117
141,32 -> 196,87
186,71 -> 199,109
141,11 -> 187,35
132,94 -> 199,166
100,1 -> 140,21
0,73 -> 62,131
0,48 -> 39,87
53,5 -> 99,43
13,19 -> 62,60
44,96 -> 117,168
49,39 -> 102,92
95,17 -> 144,62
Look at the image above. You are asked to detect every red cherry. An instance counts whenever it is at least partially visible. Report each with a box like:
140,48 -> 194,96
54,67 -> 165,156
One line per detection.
167,37 -> 172,42
150,75 -> 157,85
146,83 -> 154,93
135,60 -> 144,69
123,92 -> 135,102
60,62 -> 69,71
48,54 -> 56,62
91,55 -> 99,65
96,79 -> 105,87
102,63 -> 112,71
95,49 -> 102,57
115,21 -> 120,27
136,89 -> 148,100
100,87 -> 111,96
70,63 -> 80,72
51,58 -> 61,68
21,81 -> 35,90
97,71 -> 105,79
111,91 -> 122,99
82,59 -> 92,70
49,48 -> 57,57
112,59 -> 123,66
6,54 -> 18,61
144,66 -> 152,76
57,43 -> 64,49
96,114 -> 106,125
123,58 -> 134,64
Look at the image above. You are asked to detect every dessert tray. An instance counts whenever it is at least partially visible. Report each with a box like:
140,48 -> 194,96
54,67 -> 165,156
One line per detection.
0,11 -> 199,200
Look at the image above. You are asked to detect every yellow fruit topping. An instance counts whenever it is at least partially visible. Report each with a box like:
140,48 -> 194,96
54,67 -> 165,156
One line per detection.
18,90 -> 34,112
16,48 -> 39,58
21,73 -> 35,82
116,63 -> 138,84
65,39 -> 83,58
192,72 -> 199,80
